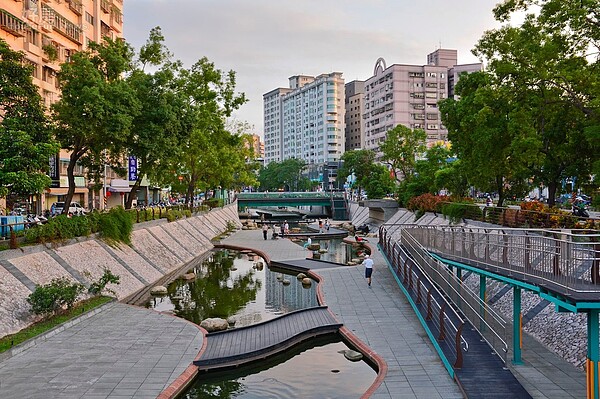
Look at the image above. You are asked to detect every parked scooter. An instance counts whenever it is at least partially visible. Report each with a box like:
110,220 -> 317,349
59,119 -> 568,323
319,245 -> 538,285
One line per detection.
572,199 -> 590,218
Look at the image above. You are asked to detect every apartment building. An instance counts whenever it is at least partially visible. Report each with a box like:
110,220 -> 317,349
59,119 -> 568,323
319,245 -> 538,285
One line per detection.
1,0 -> 124,212
264,72 -> 345,189
363,50 -> 482,157
264,72 -> 345,166
344,80 -> 365,151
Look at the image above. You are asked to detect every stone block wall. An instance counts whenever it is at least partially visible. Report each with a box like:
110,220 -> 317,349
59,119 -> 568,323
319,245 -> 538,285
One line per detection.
0,204 -> 240,338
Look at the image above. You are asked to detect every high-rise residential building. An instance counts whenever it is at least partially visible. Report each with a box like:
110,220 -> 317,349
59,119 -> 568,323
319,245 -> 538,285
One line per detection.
263,87 -> 291,164
363,50 -> 482,156
344,80 -> 365,151
264,72 -> 345,169
448,63 -> 483,99
1,0 -> 124,213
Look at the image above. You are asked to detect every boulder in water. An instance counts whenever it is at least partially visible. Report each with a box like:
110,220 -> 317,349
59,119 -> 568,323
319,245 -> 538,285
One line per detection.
200,318 -> 228,332
150,286 -> 168,295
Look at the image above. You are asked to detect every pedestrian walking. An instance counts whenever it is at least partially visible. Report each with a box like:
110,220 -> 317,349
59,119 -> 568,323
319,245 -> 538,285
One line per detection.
362,254 -> 374,287
318,219 -> 323,233
280,223 -> 285,237
325,219 -> 330,231
262,223 -> 268,240
284,220 -> 289,235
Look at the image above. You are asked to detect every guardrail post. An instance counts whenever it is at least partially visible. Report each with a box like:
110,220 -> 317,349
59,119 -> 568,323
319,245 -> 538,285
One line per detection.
593,240 -> 600,284
513,287 -> 523,365
136,209 -> 140,223
454,323 -> 464,369
587,309 -> 600,399
403,258 -> 408,284
408,264 -> 413,291
416,278 -> 421,304
426,290 -> 432,320
9,225 -> 17,249
524,233 -> 531,270
480,275 -> 487,333
553,236 -> 561,276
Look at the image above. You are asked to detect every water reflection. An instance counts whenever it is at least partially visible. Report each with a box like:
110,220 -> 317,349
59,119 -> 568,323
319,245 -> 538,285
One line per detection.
184,335 -> 376,399
146,250 -> 317,327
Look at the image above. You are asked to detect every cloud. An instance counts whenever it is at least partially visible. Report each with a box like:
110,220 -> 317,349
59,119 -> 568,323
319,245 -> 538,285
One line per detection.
124,0 -> 502,135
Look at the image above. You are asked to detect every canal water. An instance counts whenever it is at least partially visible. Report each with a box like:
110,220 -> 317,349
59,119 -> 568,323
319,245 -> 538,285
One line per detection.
146,249 -> 376,398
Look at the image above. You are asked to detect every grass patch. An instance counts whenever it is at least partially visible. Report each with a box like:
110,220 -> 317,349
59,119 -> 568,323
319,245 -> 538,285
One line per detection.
0,296 -> 113,354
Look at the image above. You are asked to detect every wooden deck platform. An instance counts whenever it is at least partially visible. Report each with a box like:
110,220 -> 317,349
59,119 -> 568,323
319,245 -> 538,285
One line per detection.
194,306 -> 342,371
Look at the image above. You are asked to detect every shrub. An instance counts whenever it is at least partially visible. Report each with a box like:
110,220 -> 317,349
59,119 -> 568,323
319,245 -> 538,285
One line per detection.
203,198 -> 221,209
183,209 -> 192,218
407,194 -> 449,213
88,268 -> 120,297
98,206 -> 133,244
441,202 -> 482,224
165,210 -> 176,222
24,215 -> 91,244
226,220 -> 236,231
27,278 -> 85,315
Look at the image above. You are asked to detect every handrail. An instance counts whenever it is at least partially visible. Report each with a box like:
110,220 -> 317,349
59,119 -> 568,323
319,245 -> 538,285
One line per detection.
397,224 -> 600,296
380,225 -> 509,364
384,233 -> 468,370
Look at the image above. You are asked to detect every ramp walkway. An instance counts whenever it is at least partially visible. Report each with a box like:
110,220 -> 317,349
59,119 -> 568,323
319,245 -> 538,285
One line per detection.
194,306 -> 342,371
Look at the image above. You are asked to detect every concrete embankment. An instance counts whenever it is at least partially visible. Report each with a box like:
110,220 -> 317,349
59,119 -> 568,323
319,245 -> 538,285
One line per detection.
0,204 -> 241,338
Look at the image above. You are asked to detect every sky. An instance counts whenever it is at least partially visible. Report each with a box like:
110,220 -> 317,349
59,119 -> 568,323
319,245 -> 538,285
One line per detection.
123,0 -> 506,137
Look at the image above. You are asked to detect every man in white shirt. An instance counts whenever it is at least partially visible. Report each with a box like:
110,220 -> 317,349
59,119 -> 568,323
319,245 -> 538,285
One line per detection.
362,254 -> 374,287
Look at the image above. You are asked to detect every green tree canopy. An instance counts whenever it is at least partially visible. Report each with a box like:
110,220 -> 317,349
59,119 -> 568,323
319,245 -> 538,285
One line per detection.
472,0 -> 600,204
0,39 -> 58,199
52,38 -> 140,213
439,71 -> 535,206
258,158 -> 310,192
380,124 -> 427,183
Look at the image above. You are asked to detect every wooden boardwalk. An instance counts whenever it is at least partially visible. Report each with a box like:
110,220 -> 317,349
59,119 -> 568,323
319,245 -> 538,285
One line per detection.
194,306 -> 342,371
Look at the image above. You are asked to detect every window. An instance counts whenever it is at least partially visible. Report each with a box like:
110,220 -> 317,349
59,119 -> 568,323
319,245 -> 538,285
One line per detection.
410,92 -> 425,99
425,82 -> 437,88
413,114 -> 425,120
425,92 -> 437,99
427,72 -> 437,78
412,103 -> 425,110
26,29 -> 39,46
427,124 -> 439,130
426,113 -> 437,120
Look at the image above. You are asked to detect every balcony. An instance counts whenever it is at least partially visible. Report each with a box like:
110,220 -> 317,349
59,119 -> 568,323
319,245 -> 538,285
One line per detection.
0,9 -> 29,37
41,4 -> 82,44
101,0 -> 111,13
67,0 -> 83,16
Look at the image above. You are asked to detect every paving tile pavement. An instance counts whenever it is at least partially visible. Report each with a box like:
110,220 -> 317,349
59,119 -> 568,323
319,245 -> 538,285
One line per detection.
223,230 -> 463,399
223,229 -> 587,399
0,303 -> 202,399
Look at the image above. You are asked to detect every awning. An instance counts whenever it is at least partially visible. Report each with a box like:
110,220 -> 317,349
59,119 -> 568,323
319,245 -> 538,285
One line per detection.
46,187 -> 88,195
108,186 -> 131,193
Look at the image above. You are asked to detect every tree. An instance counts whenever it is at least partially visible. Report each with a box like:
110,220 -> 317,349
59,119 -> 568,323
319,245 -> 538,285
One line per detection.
0,39 -> 58,199
164,57 -> 247,205
439,71 -> 534,207
473,1 -> 600,204
258,159 -> 309,192
125,28 -> 184,209
338,150 -> 377,197
52,38 -> 140,213
380,124 -> 427,183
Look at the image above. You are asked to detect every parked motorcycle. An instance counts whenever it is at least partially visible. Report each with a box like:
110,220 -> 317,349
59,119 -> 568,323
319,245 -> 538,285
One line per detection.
572,203 -> 590,218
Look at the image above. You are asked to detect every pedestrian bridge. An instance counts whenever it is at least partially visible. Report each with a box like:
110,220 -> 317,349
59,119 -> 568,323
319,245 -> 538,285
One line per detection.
237,192 -> 348,219
379,224 -> 600,398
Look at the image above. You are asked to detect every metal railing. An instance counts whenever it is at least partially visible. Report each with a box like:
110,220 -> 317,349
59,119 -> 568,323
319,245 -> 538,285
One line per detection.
381,230 -> 470,370
381,225 -> 509,364
402,225 -> 600,296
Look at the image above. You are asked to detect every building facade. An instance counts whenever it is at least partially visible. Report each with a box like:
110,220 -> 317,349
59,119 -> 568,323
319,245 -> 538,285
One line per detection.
344,80 -> 365,151
363,50 -> 482,156
1,0 -> 124,213
264,72 -> 345,172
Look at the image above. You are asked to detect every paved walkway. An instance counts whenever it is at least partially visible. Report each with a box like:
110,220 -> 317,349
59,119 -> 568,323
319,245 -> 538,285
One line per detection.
0,226 -> 587,399
0,303 -> 202,399
223,229 -> 587,399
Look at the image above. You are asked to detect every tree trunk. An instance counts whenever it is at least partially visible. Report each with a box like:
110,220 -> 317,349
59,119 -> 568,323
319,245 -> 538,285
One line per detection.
63,151 -> 80,214
547,181 -> 558,207
125,176 -> 142,210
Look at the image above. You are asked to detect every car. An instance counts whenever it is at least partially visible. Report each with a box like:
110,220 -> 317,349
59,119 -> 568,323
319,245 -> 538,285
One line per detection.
50,201 -> 87,216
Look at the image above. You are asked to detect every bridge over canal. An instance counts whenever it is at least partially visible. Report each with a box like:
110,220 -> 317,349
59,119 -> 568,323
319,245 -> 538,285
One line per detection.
379,224 -> 600,399
237,192 -> 348,220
